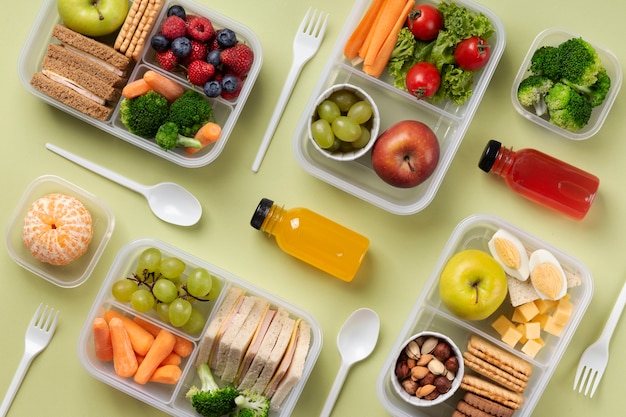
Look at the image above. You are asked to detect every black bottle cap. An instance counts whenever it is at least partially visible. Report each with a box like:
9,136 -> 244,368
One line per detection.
250,198 -> 274,230
478,140 -> 502,172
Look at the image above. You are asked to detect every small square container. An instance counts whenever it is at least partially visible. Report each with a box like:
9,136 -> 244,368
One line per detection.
511,27 -> 622,140
5,175 -> 115,288
78,239 -> 322,417
292,0 -> 505,215
18,0 -> 262,168
376,214 -> 593,417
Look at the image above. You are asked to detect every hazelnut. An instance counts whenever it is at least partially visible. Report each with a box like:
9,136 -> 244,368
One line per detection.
424,390 -> 440,400
434,375 -> 452,394
401,379 -> 418,395
420,373 -> 435,386
432,341 -> 451,361
395,361 -> 410,380
445,356 -> 459,373
410,366 -> 430,381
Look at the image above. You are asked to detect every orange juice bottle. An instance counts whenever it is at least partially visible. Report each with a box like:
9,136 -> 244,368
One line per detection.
250,198 -> 369,282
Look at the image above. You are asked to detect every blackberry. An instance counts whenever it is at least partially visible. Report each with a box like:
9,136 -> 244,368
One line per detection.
204,80 -> 222,98
167,5 -> 186,19
216,29 -> 237,49
171,37 -> 192,59
206,49 -> 221,67
150,34 -> 170,52
221,74 -> 239,93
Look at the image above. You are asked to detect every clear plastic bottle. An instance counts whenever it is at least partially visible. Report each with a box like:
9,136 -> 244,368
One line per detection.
250,198 -> 369,281
478,140 -> 599,220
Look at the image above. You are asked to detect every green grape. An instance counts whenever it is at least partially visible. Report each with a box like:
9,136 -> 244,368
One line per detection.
332,116 -> 362,142
311,119 -> 335,149
329,90 -> 358,112
182,308 -> 205,334
136,247 -> 162,276
351,126 -> 371,149
316,100 -> 341,123
155,302 -> 170,323
186,267 -> 213,298
347,101 -> 373,124
169,298 -> 192,327
131,289 -> 155,312
111,279 -> 139,302
152,278 -> 179,303
160,257 -> 186,279
204,276 -> 223,300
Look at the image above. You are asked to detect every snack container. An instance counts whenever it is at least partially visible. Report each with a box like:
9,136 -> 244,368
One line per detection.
5,175 -> 115,288
510,27 -> 622,140
376,213 -> 593,417
77,239 -> 322,417
18,0 -> 262,168
292,0 -> 505,215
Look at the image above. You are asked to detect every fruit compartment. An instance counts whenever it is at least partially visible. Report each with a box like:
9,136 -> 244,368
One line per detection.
78,238 -> 322,417
5,175 -> 115,288
375,213 -> 593,417
18,0 -> 262,168
292,0 -> 505,215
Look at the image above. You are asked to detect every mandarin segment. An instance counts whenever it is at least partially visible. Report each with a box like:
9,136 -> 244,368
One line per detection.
22,193 -> 93,265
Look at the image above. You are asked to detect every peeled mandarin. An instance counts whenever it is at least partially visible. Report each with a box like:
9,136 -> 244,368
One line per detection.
22,193 -> 93,265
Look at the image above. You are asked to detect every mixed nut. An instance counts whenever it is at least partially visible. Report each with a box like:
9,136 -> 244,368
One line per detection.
395,334 -> 460,401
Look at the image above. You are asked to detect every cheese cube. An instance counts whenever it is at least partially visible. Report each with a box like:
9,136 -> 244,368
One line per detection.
516,324 -> 528,344
523,321 -> 542,340
543,315 -> 565,336
531,313 -> 550,329
552,299 -> 573,326
501,326 -> 523,347
521,338 -> 545,358
534,298 -> 557,314
492,314 -> 515,336
515,301 -> 539,322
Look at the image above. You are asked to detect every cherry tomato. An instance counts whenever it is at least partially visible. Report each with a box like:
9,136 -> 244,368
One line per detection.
454,36 -> 491,71
406,4 -> 443,41
405,62 -> 441,99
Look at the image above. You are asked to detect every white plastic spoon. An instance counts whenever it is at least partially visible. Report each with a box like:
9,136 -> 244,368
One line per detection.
46,143 -> 202,227
319,308 -> 380,417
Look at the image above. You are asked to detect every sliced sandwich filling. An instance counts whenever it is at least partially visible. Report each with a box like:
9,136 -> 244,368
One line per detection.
41,69 -> 107,106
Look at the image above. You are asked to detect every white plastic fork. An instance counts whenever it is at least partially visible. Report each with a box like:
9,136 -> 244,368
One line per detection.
573,281 -> 626,398
0,303 -> 59,417
251,7 -> 329,172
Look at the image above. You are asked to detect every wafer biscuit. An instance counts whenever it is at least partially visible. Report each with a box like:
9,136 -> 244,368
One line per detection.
461,375 -> 523,410
463,351 -> 527,393
463,392 -> 515,417
467,335 -> 532,381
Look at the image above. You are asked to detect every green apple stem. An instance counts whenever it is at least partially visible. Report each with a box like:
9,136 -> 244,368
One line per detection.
92,1 -> 105,21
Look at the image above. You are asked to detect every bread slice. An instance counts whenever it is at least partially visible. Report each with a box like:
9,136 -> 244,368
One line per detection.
30,72 -> 114,121
52,24 -> 131,76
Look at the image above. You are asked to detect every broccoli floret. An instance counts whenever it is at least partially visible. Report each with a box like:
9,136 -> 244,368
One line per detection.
545,83 -> 592,131
229,390 -> 270,417
557,37 -> 603,87
168,90 -> 213,137
529,45 -> 561,79
120,90 -> 169,138
563,66 -> 611,107
185,363 -> 239,417
517,75 -> 553,116
155,121 -> 202,151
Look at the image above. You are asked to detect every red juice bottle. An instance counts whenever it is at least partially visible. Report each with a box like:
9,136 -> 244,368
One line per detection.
478,140 -> 599,220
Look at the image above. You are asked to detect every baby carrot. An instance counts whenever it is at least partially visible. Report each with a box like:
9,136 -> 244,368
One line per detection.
133,316 -> 193,357
344,0 -> 387,61
109,317 -> 139,378
160,352 -> 182,366
104,310 -> 154,357
149,364 -> 183,385
122,78 -> 152,99
363,0 -> 407,68
93,318 -> 114,362
143,70 -> 185,102
134,328 -> 177,385
185,122 -> 222,154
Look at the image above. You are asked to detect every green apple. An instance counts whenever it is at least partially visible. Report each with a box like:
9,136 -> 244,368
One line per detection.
58,0 -> 128,37
439,249 -> 507,320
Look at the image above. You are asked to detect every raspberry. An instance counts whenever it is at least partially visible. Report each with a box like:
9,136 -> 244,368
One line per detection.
221,44 -> 254,76
161,15 -> 187,40
156,49 -> 179,71
180,40 -> 208,66
188,60 -> 215,86
186,15 -> 215,42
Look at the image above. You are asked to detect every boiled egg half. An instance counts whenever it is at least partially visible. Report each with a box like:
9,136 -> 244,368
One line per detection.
487,229 -> 530,281
529,249 -> 567,300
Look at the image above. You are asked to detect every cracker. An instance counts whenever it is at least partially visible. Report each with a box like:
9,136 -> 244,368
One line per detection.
456,400 -> 493,417
463,392 -> 515,417
463,352 -> 527,393
508,266 -> 582,307
129,0 -> 165,61
120,0 -> 151,54
467,335 -> 532,380
114,0 -> 146,51
461,375 -> 523,410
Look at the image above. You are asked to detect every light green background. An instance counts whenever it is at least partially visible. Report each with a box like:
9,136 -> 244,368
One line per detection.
2,0 -> 624,416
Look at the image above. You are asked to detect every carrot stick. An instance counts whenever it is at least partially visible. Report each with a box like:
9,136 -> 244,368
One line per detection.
358,0 -> 390,60
363,0 -> 414,78
344,0 -> 387,61
185,122 -> 222,154
133,316 -> 193,358
143,70 -> 184,102
362,0 -> 406,67
93,318 -> 114,362
134,329 -> 177,385
149,365 -> 183,384
122,78 -> 153,99
109,317 -> 139,378
160,352 -> 182,366
104,310 -> 154,357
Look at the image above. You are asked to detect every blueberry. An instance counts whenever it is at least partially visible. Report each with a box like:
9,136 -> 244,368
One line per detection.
203,80 -> 222,98
167,5 -> 186,19
206,49 -> 221,67
221,75 -> 239,93
150,34 -> 170,52
171,37 -> 191,59
216,29 -> 237,49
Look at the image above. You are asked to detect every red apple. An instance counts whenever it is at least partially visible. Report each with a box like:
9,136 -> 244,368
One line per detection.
370,120 -> 440,188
